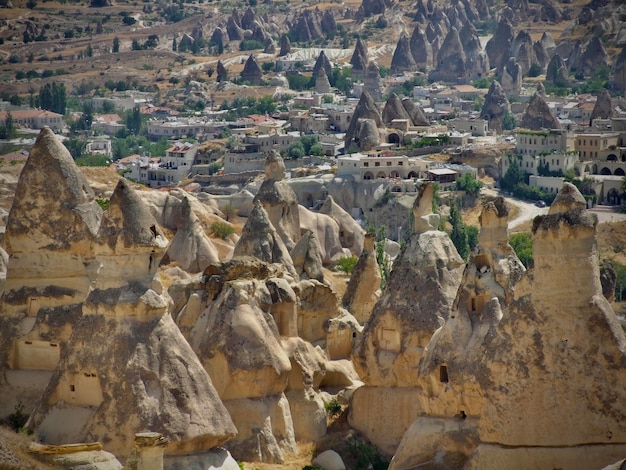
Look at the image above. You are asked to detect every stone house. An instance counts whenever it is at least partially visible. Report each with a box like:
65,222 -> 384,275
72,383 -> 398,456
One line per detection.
0,109 -> 64,131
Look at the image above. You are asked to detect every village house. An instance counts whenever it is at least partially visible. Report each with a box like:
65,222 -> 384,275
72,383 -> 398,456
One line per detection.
127,142 -> 198,188
0,110 -> 64,131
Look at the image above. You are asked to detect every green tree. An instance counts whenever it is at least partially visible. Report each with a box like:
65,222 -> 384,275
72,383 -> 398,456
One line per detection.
374,225 -> 390,289
64,138 -> 86,159
310,142 -> 324,156
502,112 -> 517,131
455,173 -> 483,197
0,112 -> 16,139
300,135 -> 319,155
287,141 -> 305,159
113,37 -> 120,53
500,155 -> 524,192
86,43 -> 93,57
509,232 -> 533,268
126,107 -> 142,135
448,198 -> 470,261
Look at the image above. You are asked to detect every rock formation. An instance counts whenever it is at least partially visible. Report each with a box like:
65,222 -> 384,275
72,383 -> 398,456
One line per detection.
344,91 -> 382,152
590,88 -> 614,125
253,151 -> 301,251
501,57 -> 522,95
390,33 -> 416,75
580,35 -> 608,77
430,27 -> 467,83
520,92 -> 561,130
342,232 -> 381,324
391,197 -> 525,469
0,128 -> 103,417
409,25 -> 432,70
226,16 -> 244,41
312,50 -> 333,85
298,206 -> 351,265
290,230 -> 324,282
382,92 -> 412,126
402,98 -> 430,126
162,196 -> 220,273
289,10 -> 324,42
460,23 -> 489,80
233,202 -> 298,279
351,37 -> 369,82
27,179 -> 237,458
485,18 -> 513,72
318,195 -> 365,256
363,62 -> 384,101
546,53 -> 569,87
216,60 -> 228,82
467,183 -> 626,468
349,183 -> 465,455
240,55 -> 262,85
610,45 -> 626,93
480,80 -> 511,134
279,35 -> 291,57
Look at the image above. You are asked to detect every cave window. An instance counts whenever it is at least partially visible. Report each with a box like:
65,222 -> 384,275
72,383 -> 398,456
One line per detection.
70,384 -> 75,392
440,365 -> 449,383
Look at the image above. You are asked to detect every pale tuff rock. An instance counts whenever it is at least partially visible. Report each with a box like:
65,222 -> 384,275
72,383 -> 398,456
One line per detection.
240,55 -> 262,85
314,68 -> 332,94
313,450 -> 346,470
0,245 -> 8,297
325,309 -> 362,360
485,18 -> 513,72
610,45 -> 626,93
382,92 -> 412,126
312,50 -> 333,86
409,25 -> 432,70
4,127 -> 102,313
294,279 -> 341,343
162,196 -> 220,273
350,37 -> 369,81
298,206 -> 351,265
519,92 -> 561,130
349,194 -> 464,452
318,195 -> 365,256
546,53 -> 569,87
390,33 -> 416,75
290,230 -> 324,282
254,151 -> 301,251
590,88 -> 614,124
344,91 -> 382,152
402,98 -> 430,127
234,203 -> 298,279
501,57 -> 522,95
342,233 -> 381,324
469,183 -> 626,469
363,61 -> 384,101
412,182 -> 441,234
0,128 -> 103,417
95,179 -> 168,290
430,27 -> 467,83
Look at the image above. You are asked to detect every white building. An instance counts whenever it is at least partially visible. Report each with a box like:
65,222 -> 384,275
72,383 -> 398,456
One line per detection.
85,136 -> 112,158
336,153 -> 430,182
128,142 -> 198,188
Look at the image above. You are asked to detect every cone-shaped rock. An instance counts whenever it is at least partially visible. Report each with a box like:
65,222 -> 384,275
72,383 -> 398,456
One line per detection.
480,80 -> 511,134
402,98 -> 429,126
226,16 -> 244,41
312,50 -> 333,84
241,55 -> 263,85
364,61 -> 384,100
469,183 -> 626,468
485,18 -> 513,72
382,92 -> 412,125
409,25 -> 432,70
351,37 -> 369,67
95,178 -> 168,289
590,89 -> 614,125
610,45 -> 626,93
163,197 -> 220,273
342,232 -> 381,324
290,230 -> 324,282
234,203 -> 298,279
345,91 -> 382,150
520,92 -> 561,130
501,57 -> 522,95
314,68 -> 332,94
216,60 -> 228,82
390,33 -> 416,75
279,35 -> 291,57
253,151 -> 301,251
430,27 -> 466,82
546,53 -> 568,87
581,36 -> 608,77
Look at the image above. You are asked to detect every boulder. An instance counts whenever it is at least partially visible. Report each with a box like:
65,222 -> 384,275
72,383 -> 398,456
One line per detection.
519,92 -> 561,130
312,450 -> 346,470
